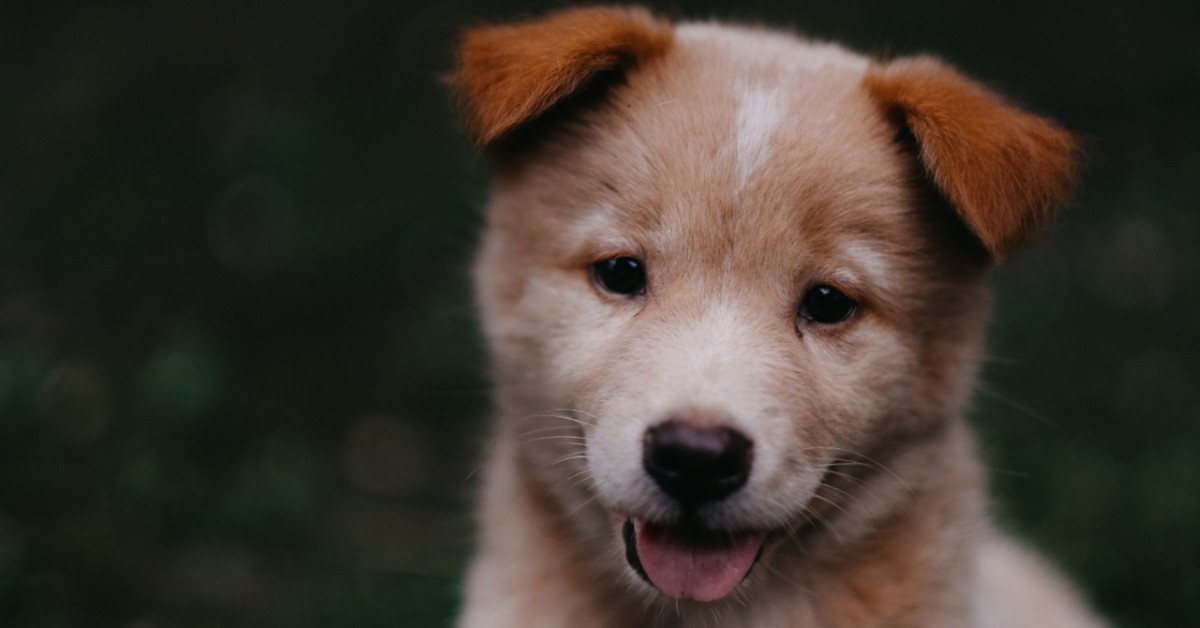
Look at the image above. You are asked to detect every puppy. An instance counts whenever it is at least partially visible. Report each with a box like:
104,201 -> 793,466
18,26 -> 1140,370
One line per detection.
451,6 -> 1105,627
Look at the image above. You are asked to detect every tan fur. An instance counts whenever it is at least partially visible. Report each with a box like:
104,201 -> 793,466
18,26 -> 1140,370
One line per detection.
452,6 -> 674,146
863,57 -> 1079,258
453,7 -> 1103,627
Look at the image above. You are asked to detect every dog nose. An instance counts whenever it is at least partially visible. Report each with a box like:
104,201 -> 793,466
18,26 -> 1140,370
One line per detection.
643,420 -> 753,507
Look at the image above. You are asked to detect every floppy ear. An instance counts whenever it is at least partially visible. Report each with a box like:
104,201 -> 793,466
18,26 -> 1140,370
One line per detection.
864,57 -> 1078,259
451,6 -> 674,147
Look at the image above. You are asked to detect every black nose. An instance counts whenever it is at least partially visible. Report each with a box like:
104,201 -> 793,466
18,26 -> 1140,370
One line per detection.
643,420 -> 753,507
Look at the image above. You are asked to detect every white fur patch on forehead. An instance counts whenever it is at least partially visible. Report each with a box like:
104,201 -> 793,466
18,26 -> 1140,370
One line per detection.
561,202 -> 642,255
837,241 -> 896,287
734,84 -> 784,190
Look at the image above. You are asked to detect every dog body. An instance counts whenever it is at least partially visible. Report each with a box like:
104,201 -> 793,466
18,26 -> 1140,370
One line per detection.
452,8 -> 1104,627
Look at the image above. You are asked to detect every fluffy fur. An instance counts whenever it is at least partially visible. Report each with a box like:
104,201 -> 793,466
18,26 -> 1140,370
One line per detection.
451,6 -> 1103,627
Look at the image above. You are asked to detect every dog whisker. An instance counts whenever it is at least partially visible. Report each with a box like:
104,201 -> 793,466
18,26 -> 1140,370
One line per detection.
815,477 -> 861,502
517,408 -> 598,428
796,498 -> 845,546
515,425 -> 584,436
550,453 -> 590,467
985,465 -> 1033,479
563,492 -> 601,518
520,435 -> 589,444
975,383 -> 1059,427
807,492 -> 852,520
560,468 -> 596,489
761,562 -> 815,597
463,430 -> 506,482
820,468 -> 891,511
802,446 -> 916,496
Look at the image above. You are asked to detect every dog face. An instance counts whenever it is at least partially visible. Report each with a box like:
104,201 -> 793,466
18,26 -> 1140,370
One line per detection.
455,7 -> 1075,605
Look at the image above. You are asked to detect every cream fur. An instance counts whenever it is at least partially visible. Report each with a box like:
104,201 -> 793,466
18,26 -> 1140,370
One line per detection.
457,16 -> 1104,628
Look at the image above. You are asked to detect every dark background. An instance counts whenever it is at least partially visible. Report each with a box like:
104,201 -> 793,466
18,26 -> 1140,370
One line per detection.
1,1 -> 1197,626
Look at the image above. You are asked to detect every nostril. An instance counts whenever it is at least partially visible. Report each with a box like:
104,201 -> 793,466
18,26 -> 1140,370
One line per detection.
643,420 -> 753,507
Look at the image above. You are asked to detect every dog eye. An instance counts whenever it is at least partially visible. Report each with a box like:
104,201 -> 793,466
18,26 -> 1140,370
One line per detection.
592,257 -> 646,295
800,285 -> 857,324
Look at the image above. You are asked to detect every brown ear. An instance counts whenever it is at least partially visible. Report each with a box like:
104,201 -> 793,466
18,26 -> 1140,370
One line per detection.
864,57 -> 1078,259
451,6 -> 674,147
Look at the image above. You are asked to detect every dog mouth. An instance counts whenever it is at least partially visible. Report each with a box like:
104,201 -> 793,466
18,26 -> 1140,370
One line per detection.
622,518 -> 767,602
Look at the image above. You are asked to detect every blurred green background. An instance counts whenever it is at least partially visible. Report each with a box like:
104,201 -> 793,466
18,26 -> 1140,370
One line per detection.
1,0 -> 1196,626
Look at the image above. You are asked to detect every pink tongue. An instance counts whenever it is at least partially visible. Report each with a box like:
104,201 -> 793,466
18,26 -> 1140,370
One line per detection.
634,520 -> 766,602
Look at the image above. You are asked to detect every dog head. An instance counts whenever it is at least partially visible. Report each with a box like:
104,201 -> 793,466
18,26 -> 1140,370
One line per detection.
454,6 -> 1075,605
